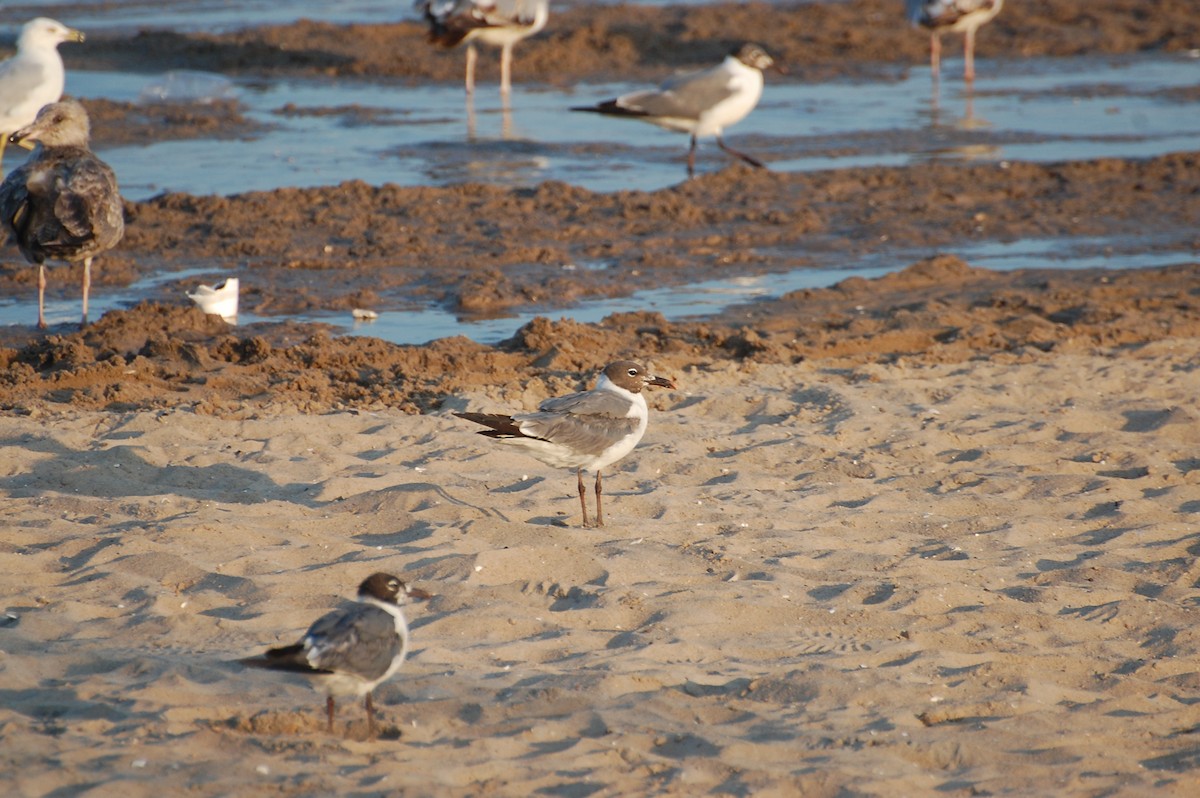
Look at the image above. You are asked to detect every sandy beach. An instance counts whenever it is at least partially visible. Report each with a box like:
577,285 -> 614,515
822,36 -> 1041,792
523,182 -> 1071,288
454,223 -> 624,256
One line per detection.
3,0 -> 1200,795
3,332 -> 1200,795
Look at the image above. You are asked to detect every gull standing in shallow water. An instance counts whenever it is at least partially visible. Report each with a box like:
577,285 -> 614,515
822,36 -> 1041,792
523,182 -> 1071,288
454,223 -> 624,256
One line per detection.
240,573 -> 432,738
415,0 -> 550,96
0,18 -> 85,170
455,361 -> 677,528
0,100 -> 124,329
906,0 -> 1004,85
572,43 -> 776,179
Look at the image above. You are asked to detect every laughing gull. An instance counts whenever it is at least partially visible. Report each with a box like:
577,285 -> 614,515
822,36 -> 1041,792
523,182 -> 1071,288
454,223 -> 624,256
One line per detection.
455,360 -> 677,527
571,43 -> 775,178
240,573 -> 432,738
416,0 -> 550,96
0,100 -> 124,329
906,0 -> 1004,85
0,18 -> 85,170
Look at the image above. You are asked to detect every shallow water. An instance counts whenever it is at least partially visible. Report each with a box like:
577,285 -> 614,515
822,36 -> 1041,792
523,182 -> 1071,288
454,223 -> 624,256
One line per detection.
10,232 -> 1193,341
7,0 -> 719,35
255,237 -> 1194,346
58,52 -> 1200,201
1,2 -> 1198,338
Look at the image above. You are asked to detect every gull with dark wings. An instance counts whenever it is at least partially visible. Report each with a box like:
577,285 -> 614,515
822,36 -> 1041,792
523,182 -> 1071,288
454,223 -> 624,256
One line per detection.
906,0 -> 1004,85
455,360 -> 677,528
416,0 -> 550,96
240,573 -> 431,738
572,43 -> 776,178
0,100 -> 124,329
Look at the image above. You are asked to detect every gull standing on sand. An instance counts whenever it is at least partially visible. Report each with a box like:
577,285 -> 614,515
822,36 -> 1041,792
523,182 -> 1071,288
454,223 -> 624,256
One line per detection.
416,0 -> 550,96
240,573 -> 431,738
0,100 -> 124,329
571,43 -> 775,179
0,18 -> 85,170
455,360 -> 677,528
906,0 -> 1004,85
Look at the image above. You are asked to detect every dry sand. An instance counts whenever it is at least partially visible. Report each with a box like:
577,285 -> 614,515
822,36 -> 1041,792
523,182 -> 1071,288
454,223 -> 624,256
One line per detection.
3,333 -> 1200,796
2,0 -> 1200,794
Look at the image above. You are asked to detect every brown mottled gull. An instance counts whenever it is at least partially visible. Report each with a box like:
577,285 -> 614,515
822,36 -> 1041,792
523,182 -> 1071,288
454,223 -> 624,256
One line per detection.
0,100 -> 124,329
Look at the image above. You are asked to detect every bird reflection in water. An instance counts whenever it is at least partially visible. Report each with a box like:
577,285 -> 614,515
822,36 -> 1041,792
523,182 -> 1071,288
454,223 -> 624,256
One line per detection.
465,92 -> 514,141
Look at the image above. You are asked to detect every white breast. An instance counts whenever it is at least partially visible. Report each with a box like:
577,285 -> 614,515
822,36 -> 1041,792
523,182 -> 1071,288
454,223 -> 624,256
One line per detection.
694,59 -> 763,138
0,58 -> 64,132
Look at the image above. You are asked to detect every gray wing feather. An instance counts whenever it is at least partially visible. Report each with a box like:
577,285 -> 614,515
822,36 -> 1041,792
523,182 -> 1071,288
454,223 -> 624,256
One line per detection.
618,67 -> 736,121
419,0 -> 543,26
515,390 -> 641,455
516,411 -> 641,457
304,604 -> 402,681
536,388 -> 636,417
479,0 -> 546,24
0,60 -> 48,117
909,0 -> 997,26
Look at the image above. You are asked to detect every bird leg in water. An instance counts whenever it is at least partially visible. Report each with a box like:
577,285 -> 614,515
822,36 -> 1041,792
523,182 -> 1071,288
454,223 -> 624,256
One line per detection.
80,256 -> 92,328
930,32 -> 942,85
326,695 -> 336,733
465,42 -> 478,95
964,27 -> 978,84
500,42 -> 514,97
717,136 -> 765,169
37,264 -> 47,329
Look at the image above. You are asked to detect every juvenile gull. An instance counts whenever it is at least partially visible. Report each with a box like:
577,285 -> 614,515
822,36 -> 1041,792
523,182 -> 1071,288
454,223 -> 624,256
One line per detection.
455,360 -> 676,527
906,0 -> 1004,85
0,100 -> 123,329
240,573 -> 431,738
0,18 -> 85,170
416,0 -> 550,96
572,43 -> 775,178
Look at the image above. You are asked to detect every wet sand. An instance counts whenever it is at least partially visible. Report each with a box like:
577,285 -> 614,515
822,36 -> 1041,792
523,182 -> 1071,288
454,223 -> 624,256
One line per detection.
1,154 -> 1196,326
66,0 -> 1200,86
2,1 -> 1200,795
